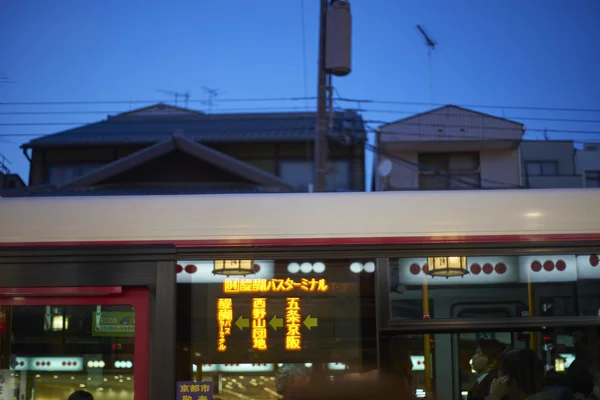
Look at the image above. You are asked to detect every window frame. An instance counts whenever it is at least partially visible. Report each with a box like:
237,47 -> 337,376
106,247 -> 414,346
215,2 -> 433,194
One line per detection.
277,159 -> 352,191
46,163 -> 106,185
584,170 -> 600,188
525,161 -> 559,176
417,152 -> 481,190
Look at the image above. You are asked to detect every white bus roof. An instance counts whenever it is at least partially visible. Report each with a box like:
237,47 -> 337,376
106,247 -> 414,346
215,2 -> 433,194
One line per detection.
1,189 -> 599,247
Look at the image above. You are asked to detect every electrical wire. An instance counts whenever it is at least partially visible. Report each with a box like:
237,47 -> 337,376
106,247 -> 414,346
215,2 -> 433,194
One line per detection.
352,108 -> 600,124
327,130 -> 520,189
340,127 -> 523,189
0,106 -> 318,116
0,96 -> 316,106
334,98 -> 600,114
2,118 -> 600,137
1,96 -> 600,113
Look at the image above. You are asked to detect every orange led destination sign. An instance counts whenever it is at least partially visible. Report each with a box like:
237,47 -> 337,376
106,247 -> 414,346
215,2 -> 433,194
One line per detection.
216,298 -> 233,352
285,297 -> 302,351
216,296 -> 319,352
223,278 -> 329,294
251,298 -> 268,351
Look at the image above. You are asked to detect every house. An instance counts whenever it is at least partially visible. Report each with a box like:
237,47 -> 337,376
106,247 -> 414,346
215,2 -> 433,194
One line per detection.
575,142 -> 600,188
520,140 -> 581,188
8,104 -> 366,196
0,156 -> 26,191
374,105 -> 525,191
0,170 -> 25,191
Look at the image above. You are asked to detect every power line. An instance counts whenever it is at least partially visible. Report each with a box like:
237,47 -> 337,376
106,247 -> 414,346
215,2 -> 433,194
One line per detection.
329,129 -> 522,189
3,108 -> 600,125
355,108 -> 600,124
335,97 -> 600,114
0,106 -> 318,116
4,124 -> 600,143
1,96 -> 599,114
2,118 -> 600,137
0,96 -> 316,107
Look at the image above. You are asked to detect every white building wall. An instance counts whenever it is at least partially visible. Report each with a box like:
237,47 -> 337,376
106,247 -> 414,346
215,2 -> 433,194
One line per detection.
379,106 -> 523,144
480,150 -> 521,188
379,149 -> 520,190
383,151 -> 419,190
576,144 -> 600,187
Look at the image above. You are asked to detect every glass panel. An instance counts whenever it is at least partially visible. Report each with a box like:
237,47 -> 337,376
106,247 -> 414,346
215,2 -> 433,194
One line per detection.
541,162 -> 558,176
448,153 -> 479,172
585,171 -> 600,188
389,252 -> 600,320
0,305 -> 135,400
419,154 -> 449,171
526,162 -> 542,176
380,326 -> 600,400
176,259 -> 377,399
47,164 -> 105,186
278,161 -> 351,191
419,175 -> 448,190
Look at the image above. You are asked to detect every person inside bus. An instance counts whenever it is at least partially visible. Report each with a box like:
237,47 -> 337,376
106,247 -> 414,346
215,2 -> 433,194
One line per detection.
469,339 -> 507,400
275,363 -> 311,400
567,332 -> 595,399
67,391 -> 94,400
487,348 -> 549,400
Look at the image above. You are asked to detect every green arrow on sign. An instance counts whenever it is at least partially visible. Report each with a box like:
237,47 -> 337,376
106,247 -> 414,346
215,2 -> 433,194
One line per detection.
269,315 -> 283,331
303,315 -> 318,330
235,315 -> 249,330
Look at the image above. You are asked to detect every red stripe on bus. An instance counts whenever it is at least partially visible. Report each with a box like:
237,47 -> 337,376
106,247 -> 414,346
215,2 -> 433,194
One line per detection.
1,233 -> 600,248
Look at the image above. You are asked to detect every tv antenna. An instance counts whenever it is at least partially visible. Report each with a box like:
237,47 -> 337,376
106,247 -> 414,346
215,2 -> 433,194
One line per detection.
0,73 -> 16,88
416,25 -> 437,103
201,86 -> 222,113
155,89 -> 191,108
0,152 -> 11,174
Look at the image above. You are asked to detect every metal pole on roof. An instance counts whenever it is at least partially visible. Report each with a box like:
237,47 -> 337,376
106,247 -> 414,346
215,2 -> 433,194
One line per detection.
314,0 -> 329,192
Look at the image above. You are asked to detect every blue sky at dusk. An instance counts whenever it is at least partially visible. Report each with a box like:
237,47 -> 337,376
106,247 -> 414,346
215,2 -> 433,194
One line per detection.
1,0 -> 599,184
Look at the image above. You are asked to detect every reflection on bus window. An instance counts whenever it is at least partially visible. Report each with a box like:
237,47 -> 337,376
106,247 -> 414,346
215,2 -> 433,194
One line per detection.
389,253 -> 600,320
381,327 -> 599,400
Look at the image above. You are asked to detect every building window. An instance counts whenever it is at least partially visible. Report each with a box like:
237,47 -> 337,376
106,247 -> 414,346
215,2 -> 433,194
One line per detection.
47,164 -> 104,186
418,153 -> 480,190
278,160 -> 351,191
585,170 -> 600,188
525,161 -> 558,176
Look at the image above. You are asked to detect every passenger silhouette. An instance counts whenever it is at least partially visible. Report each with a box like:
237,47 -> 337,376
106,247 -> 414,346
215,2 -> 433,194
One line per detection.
67,390 -> 94,400
469,339 -> 507,400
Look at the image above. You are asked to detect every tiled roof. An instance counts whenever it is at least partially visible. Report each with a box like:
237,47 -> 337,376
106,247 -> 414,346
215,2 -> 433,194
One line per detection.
22,109 -> 366,148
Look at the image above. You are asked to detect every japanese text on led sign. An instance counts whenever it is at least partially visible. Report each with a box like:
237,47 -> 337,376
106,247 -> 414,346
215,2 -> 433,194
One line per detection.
217,298 -> 233,352
223,278 -> 329,294
252,298 -> 268,351
176,381 -> 214,400
285,297 -> 302,351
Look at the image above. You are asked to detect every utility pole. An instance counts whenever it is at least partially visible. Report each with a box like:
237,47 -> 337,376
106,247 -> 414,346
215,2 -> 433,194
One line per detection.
314,0 -> 329,192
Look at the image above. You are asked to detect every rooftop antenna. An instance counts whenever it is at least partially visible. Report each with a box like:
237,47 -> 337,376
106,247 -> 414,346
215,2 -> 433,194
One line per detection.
155,89 -> 191,108
0,152 -> 11,175
0,73 -> 16,88
416,24 -> 437,104
201,86 -> 221,113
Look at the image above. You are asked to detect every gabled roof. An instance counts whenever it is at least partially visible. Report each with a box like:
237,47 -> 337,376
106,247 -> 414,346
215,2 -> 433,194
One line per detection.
22,104 -> 366,148
378,105 -> 525,130
60,132 -> 293,190
116,103 -> 205,117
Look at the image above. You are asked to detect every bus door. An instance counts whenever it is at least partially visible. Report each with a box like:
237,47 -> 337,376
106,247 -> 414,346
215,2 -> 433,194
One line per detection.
0,287 -> 149,400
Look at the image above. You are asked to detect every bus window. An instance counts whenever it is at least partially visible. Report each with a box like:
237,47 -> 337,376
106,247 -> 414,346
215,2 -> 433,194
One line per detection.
380,326 -> 599,400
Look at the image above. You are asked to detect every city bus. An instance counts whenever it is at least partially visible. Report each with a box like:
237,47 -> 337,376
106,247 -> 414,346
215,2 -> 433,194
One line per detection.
0,188 -> 599,400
